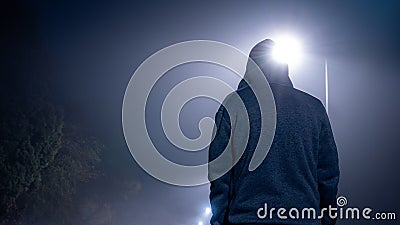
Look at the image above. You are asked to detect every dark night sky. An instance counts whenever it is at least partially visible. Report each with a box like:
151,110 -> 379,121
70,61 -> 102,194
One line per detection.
4,0 -> 400,224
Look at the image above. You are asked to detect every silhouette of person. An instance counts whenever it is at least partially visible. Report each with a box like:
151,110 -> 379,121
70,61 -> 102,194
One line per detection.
209,39 -> 339,225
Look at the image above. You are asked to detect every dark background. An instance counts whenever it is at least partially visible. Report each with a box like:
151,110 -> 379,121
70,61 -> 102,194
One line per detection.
1,0 -> 399,224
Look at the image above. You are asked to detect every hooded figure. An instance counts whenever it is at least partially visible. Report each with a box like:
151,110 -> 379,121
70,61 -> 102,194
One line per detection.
209,39 -> 339,225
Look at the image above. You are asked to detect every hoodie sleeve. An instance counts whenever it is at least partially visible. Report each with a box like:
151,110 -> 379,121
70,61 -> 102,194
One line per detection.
318,109 -> 340,225
208,105 -> 232,225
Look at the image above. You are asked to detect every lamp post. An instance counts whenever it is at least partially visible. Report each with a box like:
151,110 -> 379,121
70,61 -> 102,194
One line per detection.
325,59 -> 329,113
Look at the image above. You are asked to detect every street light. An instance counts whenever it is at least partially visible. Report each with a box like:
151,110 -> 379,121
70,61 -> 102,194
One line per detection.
204,207 -> 211,216
272,36 -> 302,66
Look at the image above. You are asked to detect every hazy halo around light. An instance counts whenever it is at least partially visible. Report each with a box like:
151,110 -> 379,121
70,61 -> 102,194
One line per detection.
272,35 -> 302,66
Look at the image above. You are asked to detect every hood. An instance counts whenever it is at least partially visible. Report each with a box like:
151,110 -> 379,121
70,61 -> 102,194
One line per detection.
238,39 -> 293,89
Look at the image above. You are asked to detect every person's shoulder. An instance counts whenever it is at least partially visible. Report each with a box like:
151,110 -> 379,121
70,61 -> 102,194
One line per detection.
273,84 -> 325,110
290,87 -> 328,116
222,87 -> 247,107
292,88 -> 322,104
223,84 -> 253,103
219,86 -> 257,117
236,84 -> 252,95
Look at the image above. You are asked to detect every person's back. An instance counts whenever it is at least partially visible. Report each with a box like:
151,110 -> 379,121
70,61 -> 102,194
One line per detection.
209,39 -> 340,225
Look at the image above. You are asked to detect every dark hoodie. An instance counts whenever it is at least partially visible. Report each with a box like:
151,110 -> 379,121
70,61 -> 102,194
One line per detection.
209,39 -> 339,225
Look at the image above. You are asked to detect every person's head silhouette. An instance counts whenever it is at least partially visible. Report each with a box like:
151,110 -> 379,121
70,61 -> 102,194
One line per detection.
240,39 -> 292,89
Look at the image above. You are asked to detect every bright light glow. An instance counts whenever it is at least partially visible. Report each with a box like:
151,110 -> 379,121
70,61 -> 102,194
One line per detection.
204,207 -> 211,215
272,36 -> 302,65
198,221 -> 203,225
